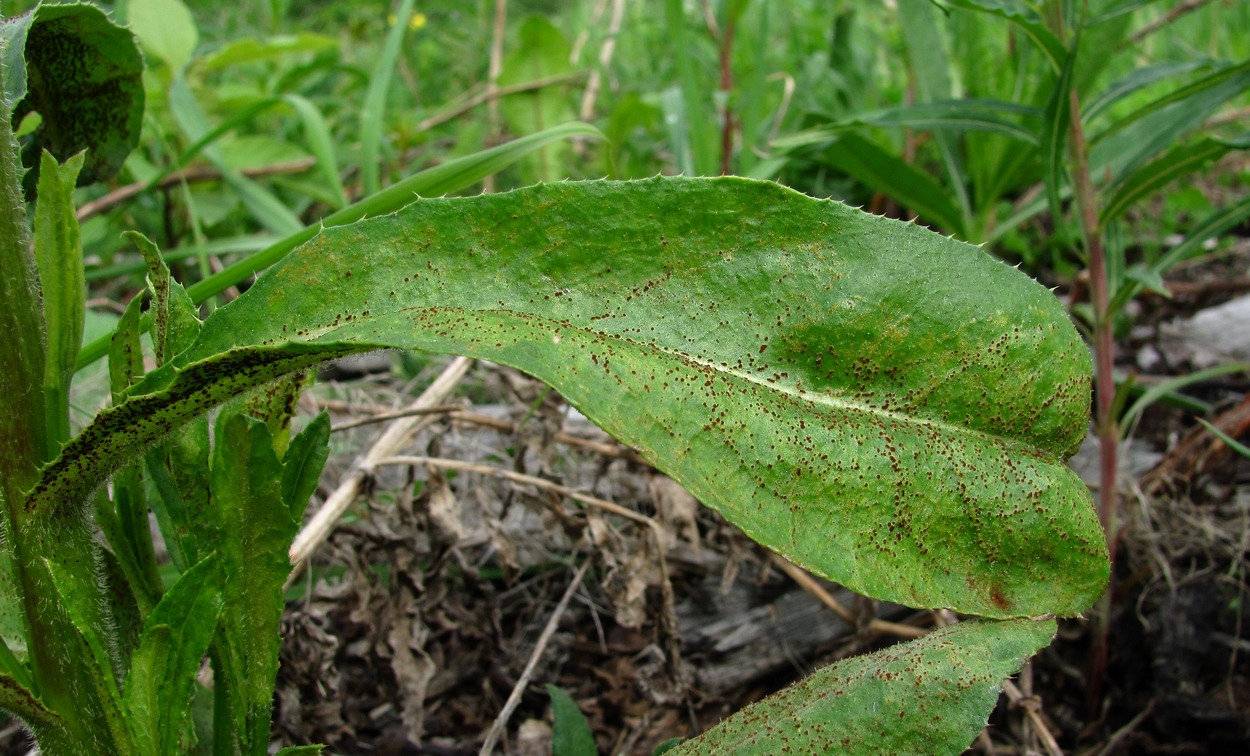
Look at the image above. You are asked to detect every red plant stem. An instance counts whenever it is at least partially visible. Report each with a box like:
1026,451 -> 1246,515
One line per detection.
718,15 -> 735,175
1068,87 -> 1118,712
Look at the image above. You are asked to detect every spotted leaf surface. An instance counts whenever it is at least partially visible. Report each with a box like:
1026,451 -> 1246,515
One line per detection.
37,177 -> 1107,617
673,618 -> 1055,754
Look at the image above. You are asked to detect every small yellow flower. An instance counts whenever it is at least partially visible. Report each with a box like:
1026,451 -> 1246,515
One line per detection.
387,11 -> 427,31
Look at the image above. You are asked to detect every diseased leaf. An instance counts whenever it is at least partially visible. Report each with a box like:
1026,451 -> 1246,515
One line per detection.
126,231 -> 202,366
673,618 -> 1054,754
14,3 -> 144,186
35,177 -> 1106,618
211,413 -> 300,754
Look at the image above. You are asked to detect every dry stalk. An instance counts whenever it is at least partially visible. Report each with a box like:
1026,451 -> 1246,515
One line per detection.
483,0 -> 508,194
1001,678 -> 1062,756
77,158 -> 316,222
769,554 -> 927,639
578,0 -> 626,121
416,73 -> 585,134
478,557 -> 594,755
287,356 -> 474,569
329,403 -> 461,432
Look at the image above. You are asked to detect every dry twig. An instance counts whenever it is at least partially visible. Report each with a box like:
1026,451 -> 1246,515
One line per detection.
478,557 -> 594,755
1001,678 -> 1062,756
375,454 -> 685,687
769,555 -> 927,639
288,356 -> 474,569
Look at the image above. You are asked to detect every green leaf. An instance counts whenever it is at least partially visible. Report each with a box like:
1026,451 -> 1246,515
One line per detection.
74,121 -> 604,370
774,99 -> 1043,150
14,3 -> 145,186
40,177 -> 1106,618
1100,137 -> 1234,224
280,411 -> 331,521
98,462 -> 163,613
932,0 -> 1066,72
211,413 -> 300,755
548,684 -> 596,756
0,546 -> 26,664
240,370 -> 312,460
128,0 -> 199,73
673,618 -> 1054,754
35,555 -> 135,753
197,32 -> 337,72
123,554 -> 222,755
143,448 -> 194,572
34,150 -> 85,453
109,294 -> 146,402
817,132 -> 967,236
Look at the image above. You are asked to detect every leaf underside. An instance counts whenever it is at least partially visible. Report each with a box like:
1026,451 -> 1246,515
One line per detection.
36,176 -> 1107,618
674,618 -> 1056,754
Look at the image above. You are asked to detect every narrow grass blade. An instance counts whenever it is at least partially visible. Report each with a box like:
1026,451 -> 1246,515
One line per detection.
1106,194 -> 1250,314
1041,40 -> 1078,237
1121,364 -> 1250,432
935,0 -> 1066,71
818,132 -> 967,236
1100,136 -> 1237,224
168,77 -> 304,236
774,100 -> 1043,150
284,94 -> 348,209
898,0 -> 971,225
664,0 -> 715,175
1091,59 -> 1250,147
1198,419 -> 1250,459
1082,60 -> 1208,124
359,0 -> 415,196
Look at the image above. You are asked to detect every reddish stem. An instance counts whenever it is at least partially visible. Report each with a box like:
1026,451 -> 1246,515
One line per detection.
1068,86 -> 1119,714
718,16 -> 735,175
